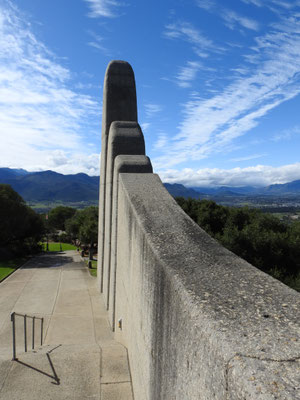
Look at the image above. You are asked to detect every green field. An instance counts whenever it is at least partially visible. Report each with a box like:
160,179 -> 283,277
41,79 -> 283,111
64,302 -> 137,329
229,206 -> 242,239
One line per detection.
28,200 -> 98,213
0,258 -> 28,281
42,242 -> 77,252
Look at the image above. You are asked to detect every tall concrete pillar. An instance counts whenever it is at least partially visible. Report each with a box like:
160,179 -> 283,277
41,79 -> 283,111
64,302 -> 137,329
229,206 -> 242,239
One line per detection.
109,154 -> 152,330
103,121 -> 146,309
98,61 -> 137,292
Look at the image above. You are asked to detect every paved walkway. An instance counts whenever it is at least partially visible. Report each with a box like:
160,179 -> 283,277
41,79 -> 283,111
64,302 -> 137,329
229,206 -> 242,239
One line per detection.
0,251 -> 134,400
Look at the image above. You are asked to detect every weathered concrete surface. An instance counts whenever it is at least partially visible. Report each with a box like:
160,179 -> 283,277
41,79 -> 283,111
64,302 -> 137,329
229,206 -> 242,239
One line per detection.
97,59 -> 300,399
0,251 -> 134,400
102,121 -> 146,310
112,172 -> 300,400
98,60 -> 137,294
109,154 -> 152,329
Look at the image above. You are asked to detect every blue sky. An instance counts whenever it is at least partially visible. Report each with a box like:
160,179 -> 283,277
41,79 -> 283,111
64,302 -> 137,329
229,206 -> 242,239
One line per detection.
1,0 -> 300,187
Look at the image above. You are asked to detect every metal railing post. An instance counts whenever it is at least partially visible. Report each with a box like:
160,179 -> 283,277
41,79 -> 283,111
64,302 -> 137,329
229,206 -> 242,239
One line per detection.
11,312 -> 44,361
41,318 -> 44,346
24,315 -> 27,352
11,312 -> 17,361
32,316 -> 35,350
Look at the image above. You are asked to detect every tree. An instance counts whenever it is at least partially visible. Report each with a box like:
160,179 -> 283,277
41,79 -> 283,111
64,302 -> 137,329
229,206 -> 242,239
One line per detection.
66,206 -> 98,259
0,184 -> 45,258
176,197 -> 300,285
48,206 -> 76,231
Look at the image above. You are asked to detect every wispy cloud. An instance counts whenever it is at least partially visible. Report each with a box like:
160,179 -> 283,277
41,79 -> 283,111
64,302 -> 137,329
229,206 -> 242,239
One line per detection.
176,61 -> 202,88
0,1 -> 100,175
45,151 -> 100,175
241,0 -> 299,12
196,1 -> 260,31
196,0 -> 215,11
141,122 -> 150,132
241,0 -> 263,7
272,126 -> 300,142
153,133 -> 168,150
155,15 -> 300,169
84,0 -> 122,18
144,103 -> 163,118
87,30 -> 108,54
230,153 -> 267,162
164,21 -> 223,58
159,162 -> 300,187
222,10 -> 260,31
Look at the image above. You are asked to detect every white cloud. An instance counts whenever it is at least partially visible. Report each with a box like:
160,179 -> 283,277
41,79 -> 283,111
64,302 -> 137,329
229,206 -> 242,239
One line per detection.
241,0 -> 263,7
164,21 -> 223,58
141,122 -> 150,132
31,152 -> 100,175
272,126 -> 300,142
241,0 -> 300,12
222,10 -> 260,31
158,162 -> 300,187
84,0 -> 122,18
196,0 -> 215,11
155,15 -> 300,170
176,61 -> 201,88
153,133 -> 168,150
230,153 -> 267,162
144,103 -> 163,117
0,2 -> 100,175
87,30 -> 109,54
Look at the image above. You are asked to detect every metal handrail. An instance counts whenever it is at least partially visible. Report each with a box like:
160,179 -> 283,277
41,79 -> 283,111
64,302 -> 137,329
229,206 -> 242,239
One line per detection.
11,312 -> 44,361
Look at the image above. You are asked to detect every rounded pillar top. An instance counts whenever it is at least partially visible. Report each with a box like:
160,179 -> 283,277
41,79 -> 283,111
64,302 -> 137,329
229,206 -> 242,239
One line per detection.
105,60 -> 134,76
102,60 -> 138,136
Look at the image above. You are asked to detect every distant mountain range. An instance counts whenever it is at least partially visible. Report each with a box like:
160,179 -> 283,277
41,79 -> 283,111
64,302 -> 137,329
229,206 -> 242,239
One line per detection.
0,168 -> 99,202
164,181 -> 300,197
1,168 -> 300,202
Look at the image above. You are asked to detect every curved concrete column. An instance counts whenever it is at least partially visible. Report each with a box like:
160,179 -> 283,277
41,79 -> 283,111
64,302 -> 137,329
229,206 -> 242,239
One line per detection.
102,121 -> 146,308
108,154 -> 152,329
98,61 -> 137,292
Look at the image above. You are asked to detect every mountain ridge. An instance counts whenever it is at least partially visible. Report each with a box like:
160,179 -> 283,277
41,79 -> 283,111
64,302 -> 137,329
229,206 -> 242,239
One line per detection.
1,168 -> 300,201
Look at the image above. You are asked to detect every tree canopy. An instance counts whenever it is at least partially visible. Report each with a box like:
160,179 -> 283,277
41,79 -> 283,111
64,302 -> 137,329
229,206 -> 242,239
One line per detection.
176,197 -> 300,289
48,206 -> 76,231
65,206 -> 98,245
0,184 -> 45,258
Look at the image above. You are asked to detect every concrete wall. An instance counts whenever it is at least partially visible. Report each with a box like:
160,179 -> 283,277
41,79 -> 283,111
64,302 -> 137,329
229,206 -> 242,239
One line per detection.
98,61 -> 300,400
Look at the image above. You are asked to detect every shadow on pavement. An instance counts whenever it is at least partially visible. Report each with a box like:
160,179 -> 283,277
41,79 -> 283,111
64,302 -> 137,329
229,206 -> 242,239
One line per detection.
22,254 -> 75,269
15,351 -> 60,385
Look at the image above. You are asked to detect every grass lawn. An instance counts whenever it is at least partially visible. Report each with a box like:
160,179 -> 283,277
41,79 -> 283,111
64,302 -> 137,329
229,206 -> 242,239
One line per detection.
86,259 -> 97,277
42,242 -> 77,252
0,257 -> 28,281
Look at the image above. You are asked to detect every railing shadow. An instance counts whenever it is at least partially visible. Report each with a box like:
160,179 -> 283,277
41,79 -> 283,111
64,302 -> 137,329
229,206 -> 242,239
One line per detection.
16,350 -> 60,385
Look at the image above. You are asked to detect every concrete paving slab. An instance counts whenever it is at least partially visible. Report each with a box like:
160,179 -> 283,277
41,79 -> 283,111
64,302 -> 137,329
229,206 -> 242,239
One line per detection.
101,344 -> 131,384
0,357 -> 12,393
93,317 -> 114,344
0,251 -> 134,400
53,290 -> 93,317
44,315 -> 95,345
0,311 -> 10,333
60,277 -> 88,291
3,269 -> 35,283
13,279 -> 60,315
61,269 -> 88,279
29,269 -> 61,282
0,344 -> 100,400
0,282 -> 28,328
101,382 -> 133,400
